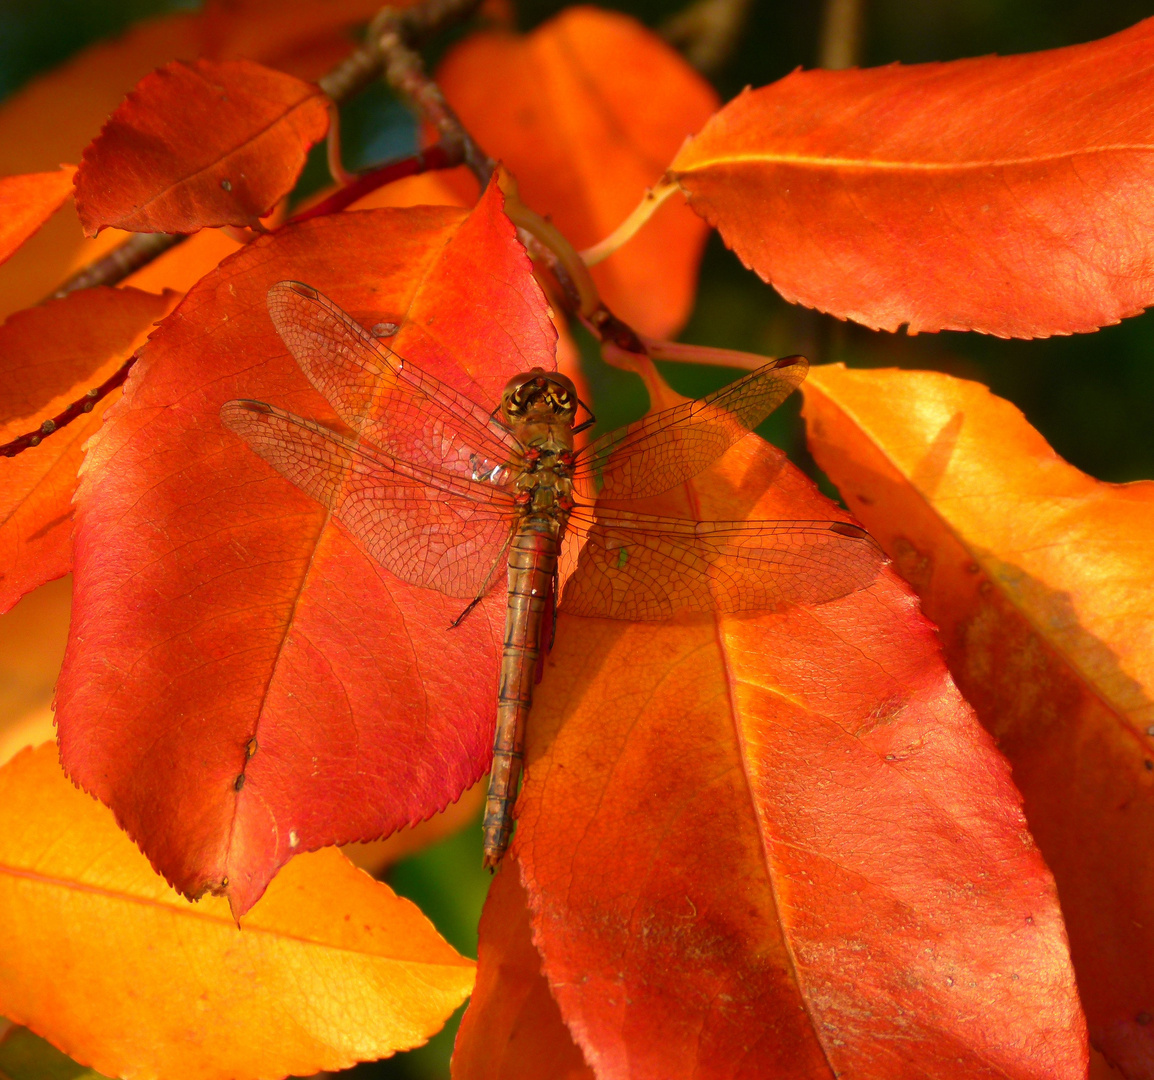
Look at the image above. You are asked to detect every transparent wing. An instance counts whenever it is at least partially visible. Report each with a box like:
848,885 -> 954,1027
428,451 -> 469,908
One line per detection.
268,281 -> 519,484
572,356 -> 808,500
559,504 -> 883,620
221,399 -> 515,599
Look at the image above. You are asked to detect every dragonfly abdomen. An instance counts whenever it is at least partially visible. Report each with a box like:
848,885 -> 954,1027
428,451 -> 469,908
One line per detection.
482,517 -> 561,868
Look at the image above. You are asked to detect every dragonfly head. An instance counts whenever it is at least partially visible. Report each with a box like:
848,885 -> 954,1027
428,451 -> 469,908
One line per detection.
500,368 -> 579,426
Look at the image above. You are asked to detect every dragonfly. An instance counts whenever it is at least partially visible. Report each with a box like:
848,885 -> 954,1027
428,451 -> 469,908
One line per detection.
221,281 -> 884,868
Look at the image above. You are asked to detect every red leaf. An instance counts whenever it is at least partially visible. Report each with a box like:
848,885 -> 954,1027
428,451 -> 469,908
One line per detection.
671,17 -> 1154,338
801,365 -> 1154,1076
437,7 -> 718,338
0,168 -> 76,267
453,860 -> 594,1080
74,59 -> 329,236
56,181 -> 557,916
0,287 -> 178,612
515,430 -> 1087,1076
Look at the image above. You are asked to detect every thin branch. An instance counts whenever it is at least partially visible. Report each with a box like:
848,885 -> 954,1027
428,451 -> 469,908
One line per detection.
0,350 -> 136,458
370,5 -> 493,187
51,233 -> 186,299
819,0 -> 866,70
661,0 -> 754,75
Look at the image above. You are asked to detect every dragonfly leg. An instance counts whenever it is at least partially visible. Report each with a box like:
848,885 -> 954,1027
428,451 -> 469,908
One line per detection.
449,595 -> 484,629
571,397 -> 597,435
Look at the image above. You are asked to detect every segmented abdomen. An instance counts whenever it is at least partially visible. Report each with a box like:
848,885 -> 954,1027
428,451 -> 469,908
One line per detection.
481,519 -> 558,867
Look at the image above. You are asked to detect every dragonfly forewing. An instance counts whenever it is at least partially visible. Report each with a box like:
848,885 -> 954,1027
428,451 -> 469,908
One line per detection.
221,399 -> 517,599
572,355 -> 808,501
268,281 -> 518,484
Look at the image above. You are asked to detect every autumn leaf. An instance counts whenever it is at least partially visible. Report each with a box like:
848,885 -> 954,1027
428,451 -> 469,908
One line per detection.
514,400 -> 1087,1077
801,364 -> 1154,1077
437,6 -> 718,338
0,287 -> 178,613
56,181 -> 557,917
75,58 -> 330,236
453,860 -> 594,1080
0,169 -> 76,267
670,17 -> 1154,338
0,743 -> 474,1080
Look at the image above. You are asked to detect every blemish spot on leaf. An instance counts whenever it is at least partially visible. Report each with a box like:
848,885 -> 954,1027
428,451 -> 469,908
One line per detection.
221,179 -> 232,192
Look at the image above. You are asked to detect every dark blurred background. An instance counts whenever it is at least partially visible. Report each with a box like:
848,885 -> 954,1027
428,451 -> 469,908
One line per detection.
1,0 -> 1151,1076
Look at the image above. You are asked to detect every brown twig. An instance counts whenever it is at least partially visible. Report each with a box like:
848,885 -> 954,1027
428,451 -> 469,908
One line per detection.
661,0 -> 754,75
370,5 -> 494,187
52,233 -> 187,299
819,0 -> 866,70
0,351 -> 137,457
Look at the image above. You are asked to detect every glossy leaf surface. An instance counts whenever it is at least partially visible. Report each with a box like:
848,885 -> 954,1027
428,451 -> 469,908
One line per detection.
671,18 -> 1154,337
453,861 -> 594,1080
516,415 -> 1087,1077
56,185 -> 556,917
802,364 -> 1154,1076
0,743 -> 473,1080
0,169 -> 76,267
75,58 -> 329,235
438,6 -> 718,338
0,287 -> 177,612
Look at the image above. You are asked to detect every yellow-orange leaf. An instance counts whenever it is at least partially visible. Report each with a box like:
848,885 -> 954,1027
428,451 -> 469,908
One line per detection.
0,169 -> 76,267
437,7 -> 718,338
802,365 -> 1154,1075
0,743 -> 474,1080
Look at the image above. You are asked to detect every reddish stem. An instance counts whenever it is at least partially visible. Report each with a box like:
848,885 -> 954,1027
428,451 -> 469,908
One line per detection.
290,142 -> 460,224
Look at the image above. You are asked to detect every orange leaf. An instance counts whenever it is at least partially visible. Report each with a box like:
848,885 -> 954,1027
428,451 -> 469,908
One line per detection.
0,743 -> 473,1080
0,287 -> 178,613
515,426 -> 1087,1076
437,7 -> 718,338
671,17 -> 1154,338
57,182 -> 557,917
0,168 -> 76,267
75,59 -> 329,236
452,860 -> 594,1080
801,364 -> 1154,1075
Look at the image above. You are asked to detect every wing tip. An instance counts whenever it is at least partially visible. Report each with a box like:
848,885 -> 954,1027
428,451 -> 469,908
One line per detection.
828,521 -> 869,540
775,354 -> 807,370
268,280 -> 318,303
